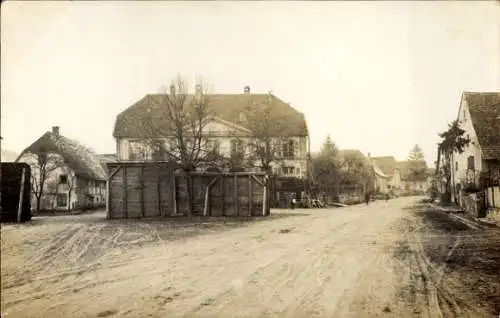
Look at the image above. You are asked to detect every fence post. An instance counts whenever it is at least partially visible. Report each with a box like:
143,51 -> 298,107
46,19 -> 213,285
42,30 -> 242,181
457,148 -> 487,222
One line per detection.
234,174 -> 239,216
157,173 -> 161,217
221,176 -> 225,216
123,166 -> 128,218
262,176 -> 267,216
140,165 -> 145,218
106,177 -> 111,220
172,174 -> 177,215
248,175 -> 252,216
17,167 -> 26,223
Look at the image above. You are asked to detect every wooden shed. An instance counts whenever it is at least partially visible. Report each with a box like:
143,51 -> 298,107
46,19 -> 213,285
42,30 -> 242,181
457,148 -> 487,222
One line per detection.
106,162 -> 270,219
1,162 -> 31,223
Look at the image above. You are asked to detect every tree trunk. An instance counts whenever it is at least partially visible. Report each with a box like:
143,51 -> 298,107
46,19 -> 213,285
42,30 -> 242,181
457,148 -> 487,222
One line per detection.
36,196 -> 42,214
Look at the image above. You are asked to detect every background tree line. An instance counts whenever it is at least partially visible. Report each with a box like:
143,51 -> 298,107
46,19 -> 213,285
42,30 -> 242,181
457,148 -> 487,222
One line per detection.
311,135 -> 374,203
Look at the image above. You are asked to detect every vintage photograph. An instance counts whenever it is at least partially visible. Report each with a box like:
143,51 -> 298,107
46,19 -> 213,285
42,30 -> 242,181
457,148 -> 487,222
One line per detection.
1,1 -> 499,317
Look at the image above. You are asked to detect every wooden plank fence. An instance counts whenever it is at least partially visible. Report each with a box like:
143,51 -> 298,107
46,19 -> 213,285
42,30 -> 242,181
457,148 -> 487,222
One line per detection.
106,162 -> 270,219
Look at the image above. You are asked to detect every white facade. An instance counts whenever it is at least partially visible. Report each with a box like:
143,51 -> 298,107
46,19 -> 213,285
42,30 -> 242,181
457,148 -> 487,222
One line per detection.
451,97 -> 483,189
389,169 -> 403,190
18,152 -> 106,211
115,117 -> 309,178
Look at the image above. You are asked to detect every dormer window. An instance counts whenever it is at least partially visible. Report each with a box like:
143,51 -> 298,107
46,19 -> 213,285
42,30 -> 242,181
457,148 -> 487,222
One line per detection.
239,112 -> 246,122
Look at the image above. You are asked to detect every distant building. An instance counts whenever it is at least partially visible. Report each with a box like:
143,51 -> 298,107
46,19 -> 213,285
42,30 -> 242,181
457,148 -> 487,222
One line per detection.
367,154 -> 391,194
17,126 -> 107,212
370,156 -> 430,195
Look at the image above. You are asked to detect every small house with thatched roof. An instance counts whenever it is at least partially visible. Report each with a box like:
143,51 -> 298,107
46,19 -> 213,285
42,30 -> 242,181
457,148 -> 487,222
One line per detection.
17,126 -> 107,212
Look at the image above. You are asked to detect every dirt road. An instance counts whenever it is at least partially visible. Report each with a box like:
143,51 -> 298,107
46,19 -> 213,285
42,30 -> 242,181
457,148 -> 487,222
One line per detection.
1,197 -> 499,317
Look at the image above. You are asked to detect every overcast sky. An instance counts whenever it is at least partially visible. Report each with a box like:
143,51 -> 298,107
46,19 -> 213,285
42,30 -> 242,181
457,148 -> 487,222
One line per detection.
2,1 -> 499,166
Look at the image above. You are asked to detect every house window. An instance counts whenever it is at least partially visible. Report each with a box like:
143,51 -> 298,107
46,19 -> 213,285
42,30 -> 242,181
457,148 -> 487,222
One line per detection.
57,194 -> 68,207
282,140 -> 295,158
455,162 -> 458,171
59,175 -> 68,184
467,156 -> 475,170
282,166 -> 295,176
239,113 -> 247,122
206,139 -> 220,154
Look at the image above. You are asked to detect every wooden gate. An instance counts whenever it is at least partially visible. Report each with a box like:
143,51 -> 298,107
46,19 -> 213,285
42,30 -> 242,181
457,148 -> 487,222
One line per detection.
106,162 -> 270,219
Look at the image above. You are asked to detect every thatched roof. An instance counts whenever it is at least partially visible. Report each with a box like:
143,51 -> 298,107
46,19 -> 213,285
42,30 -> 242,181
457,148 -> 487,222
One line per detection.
113,93 -> 309,138
19,130 -> 107,181
463,92 -> 500,159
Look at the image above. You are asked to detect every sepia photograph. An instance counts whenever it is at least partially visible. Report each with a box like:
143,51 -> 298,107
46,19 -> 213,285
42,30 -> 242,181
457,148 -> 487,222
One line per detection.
1,1 -> 499,317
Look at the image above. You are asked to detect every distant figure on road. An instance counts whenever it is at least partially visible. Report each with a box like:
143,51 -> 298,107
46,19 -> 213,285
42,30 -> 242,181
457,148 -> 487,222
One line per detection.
365,192 -> 371,205
291,198 -> 296,210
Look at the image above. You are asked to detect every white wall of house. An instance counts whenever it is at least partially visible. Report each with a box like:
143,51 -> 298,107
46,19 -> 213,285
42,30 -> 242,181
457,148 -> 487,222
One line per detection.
115,117 -> 309,178
389,169 -> 403,189
451,97 -> 483,188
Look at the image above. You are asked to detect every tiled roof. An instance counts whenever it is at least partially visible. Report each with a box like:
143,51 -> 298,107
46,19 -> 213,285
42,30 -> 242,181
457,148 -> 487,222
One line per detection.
19,132 -> 107,180
464,92 -> 500,160
113,93 -> 309,138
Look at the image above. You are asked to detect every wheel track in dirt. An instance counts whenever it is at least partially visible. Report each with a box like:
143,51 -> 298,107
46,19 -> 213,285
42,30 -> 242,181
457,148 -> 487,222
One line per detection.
403,212 -> 494,318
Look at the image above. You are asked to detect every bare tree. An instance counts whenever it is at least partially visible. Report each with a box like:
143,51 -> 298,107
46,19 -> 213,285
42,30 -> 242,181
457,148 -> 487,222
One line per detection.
139,76 -> 216,216
242,92 -> 287,174
59,165 -> 76,211
25,149 -> 64,213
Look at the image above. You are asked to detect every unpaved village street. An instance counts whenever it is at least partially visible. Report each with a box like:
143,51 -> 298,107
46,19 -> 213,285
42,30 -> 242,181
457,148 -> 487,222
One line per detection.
2,197 -> 499,318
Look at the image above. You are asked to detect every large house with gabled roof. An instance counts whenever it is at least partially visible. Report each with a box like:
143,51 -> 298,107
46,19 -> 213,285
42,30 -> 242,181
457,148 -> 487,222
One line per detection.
113,86 -> 311,208
113,87 -> 310,179
16,126 -> 107,212
450,92 -> 500,217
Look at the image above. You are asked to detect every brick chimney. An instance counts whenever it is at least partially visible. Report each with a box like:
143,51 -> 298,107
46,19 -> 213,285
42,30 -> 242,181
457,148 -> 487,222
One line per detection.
52,126 -> 60,137
244,86 -> 250,94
